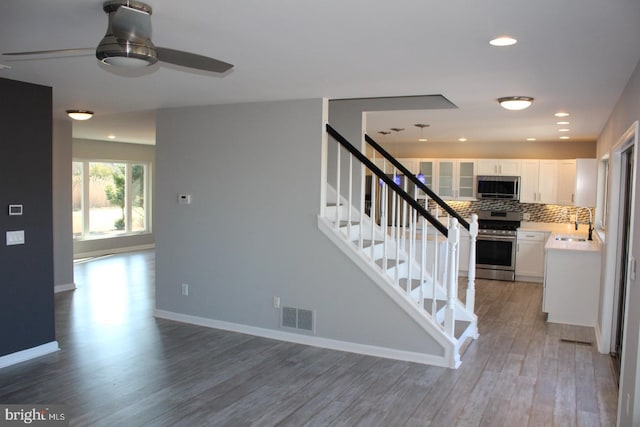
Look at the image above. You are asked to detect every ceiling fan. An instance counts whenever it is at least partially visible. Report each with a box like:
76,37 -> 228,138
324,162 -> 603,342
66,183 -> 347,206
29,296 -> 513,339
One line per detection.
2,0 -> 233,74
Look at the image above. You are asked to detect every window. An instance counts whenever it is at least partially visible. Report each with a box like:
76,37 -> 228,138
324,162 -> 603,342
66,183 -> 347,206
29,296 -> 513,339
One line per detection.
73,160 -> 151,239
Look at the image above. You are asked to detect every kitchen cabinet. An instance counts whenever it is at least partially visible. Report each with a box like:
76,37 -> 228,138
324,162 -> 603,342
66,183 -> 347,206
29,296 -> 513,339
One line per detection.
520,160 -> 558,204
515,230 -> 547,281
397,158 -> 419,174
543,235 -> 601,326
574,158 -> 598,207
418,160 -> 435,189
556,160 -> 576,205
477,159 -> 521,176
437,159 -> 476,200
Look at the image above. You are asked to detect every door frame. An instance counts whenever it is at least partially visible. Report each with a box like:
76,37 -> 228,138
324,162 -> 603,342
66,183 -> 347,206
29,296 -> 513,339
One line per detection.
599,122 -> 638,357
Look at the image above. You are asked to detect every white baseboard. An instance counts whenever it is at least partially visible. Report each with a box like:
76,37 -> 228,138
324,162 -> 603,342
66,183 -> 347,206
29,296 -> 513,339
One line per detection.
74,244 -> 155,260
154,309 -> 449,367
0,341 -> 60,369
54,283 -> 76,293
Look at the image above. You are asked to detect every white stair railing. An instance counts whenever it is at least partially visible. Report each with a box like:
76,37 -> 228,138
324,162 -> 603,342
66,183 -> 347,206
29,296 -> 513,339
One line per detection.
322,125 -> 478,345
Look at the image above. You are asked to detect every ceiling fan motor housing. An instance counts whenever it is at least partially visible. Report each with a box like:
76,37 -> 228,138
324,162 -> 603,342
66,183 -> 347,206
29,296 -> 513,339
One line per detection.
96,0 -> 158,68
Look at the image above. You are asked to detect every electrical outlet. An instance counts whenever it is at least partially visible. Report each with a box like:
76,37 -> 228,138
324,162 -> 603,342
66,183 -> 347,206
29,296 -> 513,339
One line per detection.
522,213 -> 531,221
181,283 -> 189,296
569,214 -> 576,222
273,296 -> 281,309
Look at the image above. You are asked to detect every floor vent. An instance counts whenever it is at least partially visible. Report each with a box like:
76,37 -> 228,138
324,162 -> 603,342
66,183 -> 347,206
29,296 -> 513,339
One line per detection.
281,307 -> 314,333
560,338 -> 593,346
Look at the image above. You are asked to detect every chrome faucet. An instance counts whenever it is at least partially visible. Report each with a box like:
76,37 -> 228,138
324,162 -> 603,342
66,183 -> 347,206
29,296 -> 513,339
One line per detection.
575,206 -> 594,241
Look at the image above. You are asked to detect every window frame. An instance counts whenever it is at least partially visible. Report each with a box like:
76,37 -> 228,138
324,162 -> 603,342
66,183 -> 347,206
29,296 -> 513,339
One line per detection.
72,158 -> 152,240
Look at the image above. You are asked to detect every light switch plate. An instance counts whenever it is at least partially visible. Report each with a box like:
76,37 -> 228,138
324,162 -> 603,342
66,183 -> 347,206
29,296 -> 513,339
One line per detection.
8,204 -> 23,216
178,194 -> 192,205
6,230 -> 25,245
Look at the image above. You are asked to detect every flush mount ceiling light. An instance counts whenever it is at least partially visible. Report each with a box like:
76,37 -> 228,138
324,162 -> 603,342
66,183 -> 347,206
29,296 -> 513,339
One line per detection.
555,112 -> 570,117
498,96 -> 534,111
489,36 -> 517,47
66,109 -> 94,120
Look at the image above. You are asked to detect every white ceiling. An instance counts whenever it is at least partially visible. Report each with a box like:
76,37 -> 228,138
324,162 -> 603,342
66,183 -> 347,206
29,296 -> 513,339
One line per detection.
1,0 -> 639,146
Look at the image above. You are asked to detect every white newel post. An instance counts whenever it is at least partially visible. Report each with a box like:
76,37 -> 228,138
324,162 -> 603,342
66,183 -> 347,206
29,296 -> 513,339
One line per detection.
466,213 -> 478,313
445,218 -> 459,338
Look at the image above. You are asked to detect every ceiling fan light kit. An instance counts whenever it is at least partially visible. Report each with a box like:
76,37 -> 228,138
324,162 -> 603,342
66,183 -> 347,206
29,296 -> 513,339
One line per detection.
66,110 -> 94,120
3,0 -> 233,74
498,96 -> 534,111
96,1 -> 158,68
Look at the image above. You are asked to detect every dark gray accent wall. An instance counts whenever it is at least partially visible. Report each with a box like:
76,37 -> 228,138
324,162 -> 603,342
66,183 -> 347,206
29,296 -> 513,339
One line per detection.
0,78 -> 55,357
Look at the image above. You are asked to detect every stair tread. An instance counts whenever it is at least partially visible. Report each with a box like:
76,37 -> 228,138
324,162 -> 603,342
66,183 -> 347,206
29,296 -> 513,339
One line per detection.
398,278 -> 421,291
375,258 -> 406,269
361,239 -> 384,248
339,220 -> 360,227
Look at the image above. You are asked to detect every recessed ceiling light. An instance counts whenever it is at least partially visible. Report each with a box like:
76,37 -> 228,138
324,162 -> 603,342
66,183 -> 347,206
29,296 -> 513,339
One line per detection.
489,36 -> 517,47
558,128 -> 570,132
418,138 -> 428,142
526,138 -> 537,141
107,135 -> 116,139
560,136 -> 570,140
555,112 -> 570,117
458,137 -> 468,142
498,96 -> 534,110
556,121 -> 570,125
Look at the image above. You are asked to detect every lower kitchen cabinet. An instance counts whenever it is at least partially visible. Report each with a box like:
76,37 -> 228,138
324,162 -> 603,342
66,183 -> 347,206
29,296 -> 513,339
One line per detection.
515,230 -> 547,282
543,243 -> 600,326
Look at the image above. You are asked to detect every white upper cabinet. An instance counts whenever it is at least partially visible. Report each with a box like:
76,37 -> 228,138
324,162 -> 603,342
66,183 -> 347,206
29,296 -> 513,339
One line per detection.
397,158 -> 419,175
477,159 -> 521,176
520,160 -> 558,204
557,159 -> 577,205
437,159 -> 476,201
574,159 -> 598,207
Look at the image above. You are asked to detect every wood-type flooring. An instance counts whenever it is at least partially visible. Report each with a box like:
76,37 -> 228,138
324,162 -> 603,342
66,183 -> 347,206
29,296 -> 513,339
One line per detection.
0,251 -> 618,426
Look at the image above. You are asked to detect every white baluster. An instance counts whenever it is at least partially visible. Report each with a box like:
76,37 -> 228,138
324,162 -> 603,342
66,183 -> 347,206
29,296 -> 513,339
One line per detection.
334,145 -> 341,230
370,177 -> 377,260
347,153 -> 353,240
419,216 -> 426,309
445,218 -> 459,338
466,214 -> 478,313
432,207 -> 439,321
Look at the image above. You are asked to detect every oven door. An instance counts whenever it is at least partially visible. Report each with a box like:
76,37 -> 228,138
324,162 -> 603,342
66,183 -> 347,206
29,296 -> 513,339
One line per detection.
476,234 -> 517,280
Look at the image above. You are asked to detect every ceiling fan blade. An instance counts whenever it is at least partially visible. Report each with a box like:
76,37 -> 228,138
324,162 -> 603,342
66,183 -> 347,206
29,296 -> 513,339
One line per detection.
3,48 -> 93,56
156,47 -> 233,73
112,5 -> 151,40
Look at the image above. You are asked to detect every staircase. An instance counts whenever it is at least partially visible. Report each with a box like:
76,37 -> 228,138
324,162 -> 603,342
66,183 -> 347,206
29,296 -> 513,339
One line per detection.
318,124 -> 479,368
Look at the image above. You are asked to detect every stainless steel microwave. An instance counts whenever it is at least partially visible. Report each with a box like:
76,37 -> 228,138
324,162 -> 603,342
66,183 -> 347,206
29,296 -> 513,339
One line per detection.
476,175 -> 520,200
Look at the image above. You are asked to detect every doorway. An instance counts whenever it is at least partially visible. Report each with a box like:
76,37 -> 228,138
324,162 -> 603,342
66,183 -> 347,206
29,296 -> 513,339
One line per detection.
611,145 -> 634,381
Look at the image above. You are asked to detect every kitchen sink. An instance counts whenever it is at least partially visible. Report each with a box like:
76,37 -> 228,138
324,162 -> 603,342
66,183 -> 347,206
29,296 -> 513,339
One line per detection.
555,236 -> 587,242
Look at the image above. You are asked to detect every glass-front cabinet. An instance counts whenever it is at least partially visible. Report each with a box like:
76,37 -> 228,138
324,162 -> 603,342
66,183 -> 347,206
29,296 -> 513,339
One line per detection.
437,159 -> 476,201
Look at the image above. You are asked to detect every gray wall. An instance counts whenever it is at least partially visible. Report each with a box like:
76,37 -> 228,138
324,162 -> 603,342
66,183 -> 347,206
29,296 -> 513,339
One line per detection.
0,78 -> 55,357
53,120 -> 74,290
596,59 -> 640,426
155,99 -> 441,355
72,138 -> 155,257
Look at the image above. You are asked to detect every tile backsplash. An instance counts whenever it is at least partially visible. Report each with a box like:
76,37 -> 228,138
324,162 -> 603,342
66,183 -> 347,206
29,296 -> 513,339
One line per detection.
428,199 -> 593,223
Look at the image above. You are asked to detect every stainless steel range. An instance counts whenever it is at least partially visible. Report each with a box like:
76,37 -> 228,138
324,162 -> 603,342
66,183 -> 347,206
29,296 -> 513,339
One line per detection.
476,210 -> 521,281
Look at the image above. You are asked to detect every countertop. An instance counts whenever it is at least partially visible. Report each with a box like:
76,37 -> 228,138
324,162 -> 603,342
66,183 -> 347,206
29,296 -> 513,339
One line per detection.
544,232 -> 601,252
518,221 -> 600,252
